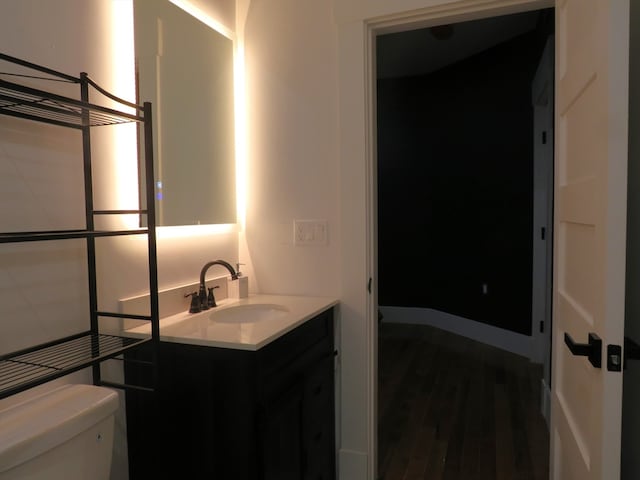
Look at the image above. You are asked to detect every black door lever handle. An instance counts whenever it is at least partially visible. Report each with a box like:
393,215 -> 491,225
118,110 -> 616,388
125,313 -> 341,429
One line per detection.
564,332 -> 602,368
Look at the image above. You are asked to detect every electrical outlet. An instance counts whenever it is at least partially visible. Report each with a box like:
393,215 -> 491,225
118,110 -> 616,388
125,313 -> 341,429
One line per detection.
293,220 -> 328,246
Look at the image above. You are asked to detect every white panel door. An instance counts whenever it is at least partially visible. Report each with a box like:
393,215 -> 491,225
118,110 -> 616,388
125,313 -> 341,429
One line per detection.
551,1 -> 629,479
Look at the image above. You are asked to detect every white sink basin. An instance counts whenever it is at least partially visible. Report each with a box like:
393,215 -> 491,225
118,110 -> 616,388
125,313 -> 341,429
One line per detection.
208,303 -> 289,324
124,294 -> 338,350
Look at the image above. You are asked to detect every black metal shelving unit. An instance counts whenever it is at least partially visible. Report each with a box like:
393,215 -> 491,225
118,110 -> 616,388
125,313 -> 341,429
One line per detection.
0,52 -> 159,399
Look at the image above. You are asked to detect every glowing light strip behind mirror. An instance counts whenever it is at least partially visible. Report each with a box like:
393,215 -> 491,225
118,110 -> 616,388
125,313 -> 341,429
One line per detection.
165,0 -> 246,230
234,41 -> 247,230
156,223 -> 238,239
168,0 -> 234,39
113,0 -> 244,232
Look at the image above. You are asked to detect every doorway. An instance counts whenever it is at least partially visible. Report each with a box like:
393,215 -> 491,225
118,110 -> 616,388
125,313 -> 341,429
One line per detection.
375,9 -> 554,478
334,0 -> 631,477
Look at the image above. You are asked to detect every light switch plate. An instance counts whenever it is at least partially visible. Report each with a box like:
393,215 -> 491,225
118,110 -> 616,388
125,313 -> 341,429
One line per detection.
294,219 -> 328,246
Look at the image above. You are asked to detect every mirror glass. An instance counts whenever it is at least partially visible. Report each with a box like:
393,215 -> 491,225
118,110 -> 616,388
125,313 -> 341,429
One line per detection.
134,0 -> 236,226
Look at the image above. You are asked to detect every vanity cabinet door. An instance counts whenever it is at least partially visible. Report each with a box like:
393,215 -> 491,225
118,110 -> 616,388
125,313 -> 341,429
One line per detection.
260,381 -> 305,480
302,354 -> 335,480
258,309 -> 335,480
125,341 -> 219,479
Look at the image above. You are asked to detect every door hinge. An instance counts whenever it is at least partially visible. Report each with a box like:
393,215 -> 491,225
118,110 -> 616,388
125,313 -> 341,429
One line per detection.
542,130 -> 547,144
541,227 -> 546,240
539,321 -> 544,333
367,277 -> 372,294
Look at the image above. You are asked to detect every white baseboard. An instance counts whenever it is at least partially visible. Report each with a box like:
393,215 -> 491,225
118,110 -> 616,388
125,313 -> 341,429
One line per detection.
379,306 -> 533,358
338,448 -> 368,480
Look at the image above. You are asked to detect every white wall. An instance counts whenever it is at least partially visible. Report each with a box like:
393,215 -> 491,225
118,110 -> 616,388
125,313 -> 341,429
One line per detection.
241,0 -> 340,298
0,0 -> 116,370
0,2 -> 239,479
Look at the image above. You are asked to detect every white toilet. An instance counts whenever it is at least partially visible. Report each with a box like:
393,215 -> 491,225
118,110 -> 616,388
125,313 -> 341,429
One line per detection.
0,384 -> 119,480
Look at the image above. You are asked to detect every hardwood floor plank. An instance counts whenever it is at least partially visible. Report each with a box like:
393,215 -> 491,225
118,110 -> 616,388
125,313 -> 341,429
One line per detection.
478,361 -> 497,479
382,332 -> 443,480
494,380 -> 515,480
458,343 -> 485,480
402,424 -> 436,479
378,322 -> 549,480
379,326 -> 427,476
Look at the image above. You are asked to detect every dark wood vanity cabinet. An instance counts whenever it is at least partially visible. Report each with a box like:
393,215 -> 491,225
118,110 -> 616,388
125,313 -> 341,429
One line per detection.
125,308 -> 335,480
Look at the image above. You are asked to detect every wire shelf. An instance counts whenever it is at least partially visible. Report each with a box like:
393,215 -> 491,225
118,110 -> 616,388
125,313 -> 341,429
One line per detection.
0,228 -> 150,244
0,52 -> 159,398
0,333 -> 150,399
0,79 -> 143,128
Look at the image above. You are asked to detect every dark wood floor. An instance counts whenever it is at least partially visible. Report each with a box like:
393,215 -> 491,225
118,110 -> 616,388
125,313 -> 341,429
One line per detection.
378,322 -> 549,480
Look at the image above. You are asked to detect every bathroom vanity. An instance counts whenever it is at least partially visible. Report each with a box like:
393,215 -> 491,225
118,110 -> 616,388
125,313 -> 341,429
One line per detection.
124,295 -> 337,480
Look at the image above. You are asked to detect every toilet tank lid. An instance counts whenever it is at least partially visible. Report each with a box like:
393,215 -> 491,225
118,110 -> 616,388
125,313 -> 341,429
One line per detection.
0,384 -> 119,473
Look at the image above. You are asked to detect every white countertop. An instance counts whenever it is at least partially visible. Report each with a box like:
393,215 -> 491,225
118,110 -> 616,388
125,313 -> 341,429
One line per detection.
125,294 -> 338,351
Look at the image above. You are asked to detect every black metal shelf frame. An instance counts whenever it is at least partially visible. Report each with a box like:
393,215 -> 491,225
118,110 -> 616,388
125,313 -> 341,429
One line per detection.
0,52 -> 159,399
0,79 -> 143,128
0,332 -> 151,399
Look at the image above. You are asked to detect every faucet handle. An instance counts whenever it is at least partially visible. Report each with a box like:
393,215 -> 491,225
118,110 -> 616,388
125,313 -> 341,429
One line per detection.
207,286 -> 220,308
185,292 -> 200,313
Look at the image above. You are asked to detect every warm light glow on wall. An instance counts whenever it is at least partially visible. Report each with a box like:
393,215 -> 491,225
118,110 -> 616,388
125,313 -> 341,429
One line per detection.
156,223 -> 238,239
168,0 -> 234,39
111,0 -> 139,229
234,41 -> 248,230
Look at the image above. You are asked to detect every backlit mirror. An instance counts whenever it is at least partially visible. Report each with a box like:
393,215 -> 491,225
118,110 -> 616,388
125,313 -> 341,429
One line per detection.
134,0 -> 236,226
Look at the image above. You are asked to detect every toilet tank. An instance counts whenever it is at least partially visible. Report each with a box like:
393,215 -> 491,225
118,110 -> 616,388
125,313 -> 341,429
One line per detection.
0,384 -> 119,480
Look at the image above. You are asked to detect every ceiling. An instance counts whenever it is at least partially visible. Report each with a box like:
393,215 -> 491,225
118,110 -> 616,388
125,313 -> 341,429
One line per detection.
376,10 -> 541,79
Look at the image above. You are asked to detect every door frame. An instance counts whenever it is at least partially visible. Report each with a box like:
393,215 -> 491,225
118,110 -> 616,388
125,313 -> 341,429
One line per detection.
531,34 -> 555,425
360,0 -> 555,478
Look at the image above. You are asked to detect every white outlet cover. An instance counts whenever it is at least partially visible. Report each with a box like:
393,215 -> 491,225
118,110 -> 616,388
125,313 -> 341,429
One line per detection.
293,219 -> 328,246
